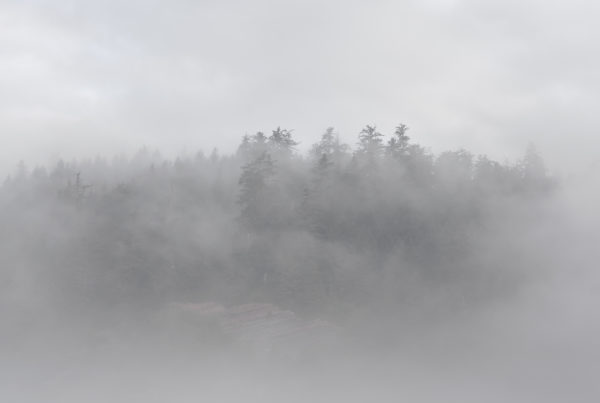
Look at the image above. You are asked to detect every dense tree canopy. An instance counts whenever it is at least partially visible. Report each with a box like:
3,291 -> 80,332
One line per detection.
0,125 -> 556,325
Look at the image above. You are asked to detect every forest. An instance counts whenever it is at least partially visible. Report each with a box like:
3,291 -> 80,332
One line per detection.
1,125 -> 557,346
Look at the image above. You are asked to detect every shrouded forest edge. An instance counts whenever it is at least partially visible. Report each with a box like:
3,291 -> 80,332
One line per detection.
1,125 -> 557,343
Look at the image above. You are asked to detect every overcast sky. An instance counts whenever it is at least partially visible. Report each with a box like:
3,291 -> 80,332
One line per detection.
1,0 -> 599,176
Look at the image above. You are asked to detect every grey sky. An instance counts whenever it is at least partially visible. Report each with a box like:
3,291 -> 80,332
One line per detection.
1,0 -> 599,175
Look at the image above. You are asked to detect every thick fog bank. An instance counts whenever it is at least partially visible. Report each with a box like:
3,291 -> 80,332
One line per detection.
1,127 -> 598,402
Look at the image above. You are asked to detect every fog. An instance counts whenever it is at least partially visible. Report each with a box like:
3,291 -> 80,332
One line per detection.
3,1 -> 600,402
1,125 -> 599,402
3,0 -> 600,174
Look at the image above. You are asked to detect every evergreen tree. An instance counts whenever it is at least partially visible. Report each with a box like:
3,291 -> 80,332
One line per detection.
268,127 -> 298,155
310,127 -> 350,166
238,152 -> 276,230
238,132 -> 268,160
356,125 -> 384,158
386,124 -> 410,159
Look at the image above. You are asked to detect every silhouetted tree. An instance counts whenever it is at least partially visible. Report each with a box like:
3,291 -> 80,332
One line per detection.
386,124 -> 410,159
268,127 -> 298,156
356,125 -> 384,160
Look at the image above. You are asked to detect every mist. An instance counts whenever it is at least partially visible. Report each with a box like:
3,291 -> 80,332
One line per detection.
3,1 -> 600,402
3,0 -> 600,174
1,124 -> 598,402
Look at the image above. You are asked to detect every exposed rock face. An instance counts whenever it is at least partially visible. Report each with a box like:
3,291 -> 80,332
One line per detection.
164,302 -> 339,359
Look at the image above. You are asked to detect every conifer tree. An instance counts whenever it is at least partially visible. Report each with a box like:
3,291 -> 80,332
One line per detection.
238,152 -> 276,229
268,127 -> 298,155
386,124 -> 410,159
356,125 -> 384,158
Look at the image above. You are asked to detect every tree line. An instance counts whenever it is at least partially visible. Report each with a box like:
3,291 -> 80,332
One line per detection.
0,125 -> 555,326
